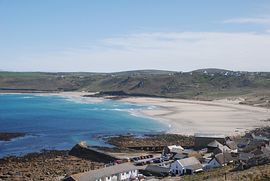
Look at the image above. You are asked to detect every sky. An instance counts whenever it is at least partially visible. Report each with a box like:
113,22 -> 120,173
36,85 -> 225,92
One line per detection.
1,0 -> 270,72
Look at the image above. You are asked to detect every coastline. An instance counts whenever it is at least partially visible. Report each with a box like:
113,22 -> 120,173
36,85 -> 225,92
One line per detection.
119,97 -> 270,136
1,91 -> 270,136
46,92 -> 270,137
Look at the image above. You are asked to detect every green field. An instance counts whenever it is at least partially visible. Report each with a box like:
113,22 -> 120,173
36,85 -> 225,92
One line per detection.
1,69 -> 270,105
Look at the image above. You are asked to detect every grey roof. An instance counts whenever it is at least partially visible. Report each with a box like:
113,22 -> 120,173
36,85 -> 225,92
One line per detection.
226,141 -> 237,150
189,163 -> 203,171
212,145 -> 230,155
212,147 -> 223,155
214,153 -> 233,165
251,149 -> 264,156
72,163 -> 138,181
178,157 -> 203,171
173,153 -> 187,160
239,152 -> 255,161
145,165 -> 170,173
262,146 -> 270,157
194,133 -> 225,138
207,140 -> 223,148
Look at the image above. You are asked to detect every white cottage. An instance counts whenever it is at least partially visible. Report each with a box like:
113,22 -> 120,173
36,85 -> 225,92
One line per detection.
208,152 -> 234,168
65,162 -> 139,181
170,157 -> 203,175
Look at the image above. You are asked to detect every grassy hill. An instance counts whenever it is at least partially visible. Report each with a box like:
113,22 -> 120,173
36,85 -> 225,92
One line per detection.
1,69 -> 270,103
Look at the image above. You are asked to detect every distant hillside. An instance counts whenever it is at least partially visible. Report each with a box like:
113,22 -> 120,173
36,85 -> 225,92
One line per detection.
1,69 -> 270,104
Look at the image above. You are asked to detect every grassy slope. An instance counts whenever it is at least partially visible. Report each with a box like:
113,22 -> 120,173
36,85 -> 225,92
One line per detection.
159,164 -> 270,181
1,70 -> 270,100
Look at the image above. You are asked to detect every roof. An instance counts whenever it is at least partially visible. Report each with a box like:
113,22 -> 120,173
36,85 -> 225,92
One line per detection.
173,153 -> 187,160
167,145 -> 184,153
188,163 -> 203,171
207,140 -> 223,148
252,134 -> 269,141
182,149 -> 194,154
145,165 -> 170,173
251,149 -> 264,156
71,163 -> 138,181
239,153 -> 255,161
178,157 -> 203,171
212,145 -> 231,155
214,153 -> 233,165
226,141 -> 238,150
203,153 -> 213,159
194,133 -> 225,138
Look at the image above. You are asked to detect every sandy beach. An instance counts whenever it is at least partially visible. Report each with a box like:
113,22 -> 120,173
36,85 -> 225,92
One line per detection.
2,91 -> 270,136
120,97 -> 270,136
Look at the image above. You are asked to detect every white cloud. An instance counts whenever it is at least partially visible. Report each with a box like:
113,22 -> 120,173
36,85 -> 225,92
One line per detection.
5,31 -> 270,72
223,17 -> 270,25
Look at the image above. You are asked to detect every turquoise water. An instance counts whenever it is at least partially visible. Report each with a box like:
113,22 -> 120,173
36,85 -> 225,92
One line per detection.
0,94 -> 167,157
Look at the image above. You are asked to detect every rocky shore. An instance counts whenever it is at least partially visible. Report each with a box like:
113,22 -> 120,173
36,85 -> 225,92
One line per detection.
0,150 -> 104,181
106,134 -> 194,148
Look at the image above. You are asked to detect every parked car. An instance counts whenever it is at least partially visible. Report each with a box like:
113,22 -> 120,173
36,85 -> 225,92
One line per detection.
153,158 -> 162,163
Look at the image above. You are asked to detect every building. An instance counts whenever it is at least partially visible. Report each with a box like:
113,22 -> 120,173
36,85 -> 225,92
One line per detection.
207,152 -> 234,168
225,140 -> 238,153
170,157 -> 203,175
207,140 -> 223,148
173,153 -> 187,160
164,145 -> 184,154
194,133 -> 226,150
64,163 -> 139,181
239,152 -> 255,162
207,140 -> 224,152
144,165 -> 170,176
212,145 -> 231,155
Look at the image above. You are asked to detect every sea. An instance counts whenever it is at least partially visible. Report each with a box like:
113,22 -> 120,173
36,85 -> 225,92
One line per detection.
0,94 -> 168,158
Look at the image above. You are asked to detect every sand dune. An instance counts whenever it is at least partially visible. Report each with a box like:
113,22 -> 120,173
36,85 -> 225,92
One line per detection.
121,97 -> 270,136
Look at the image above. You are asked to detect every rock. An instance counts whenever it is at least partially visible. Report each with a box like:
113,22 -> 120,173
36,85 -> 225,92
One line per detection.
0,175 -> 10,179
25,173 -> 31,177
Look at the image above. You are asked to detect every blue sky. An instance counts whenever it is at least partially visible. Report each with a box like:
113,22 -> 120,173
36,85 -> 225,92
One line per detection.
1,0 -> 270,72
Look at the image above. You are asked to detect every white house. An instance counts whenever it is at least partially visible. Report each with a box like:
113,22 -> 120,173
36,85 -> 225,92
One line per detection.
64,162 -> 139,181
207,152 -> 234,168
170,157 -> 203,175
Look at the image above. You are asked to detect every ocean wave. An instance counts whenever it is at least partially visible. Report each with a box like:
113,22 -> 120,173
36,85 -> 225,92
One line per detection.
64,97 -> 104,104
84,108 -> 134,112
147,105 -> 157,110
21,96 -> 33,99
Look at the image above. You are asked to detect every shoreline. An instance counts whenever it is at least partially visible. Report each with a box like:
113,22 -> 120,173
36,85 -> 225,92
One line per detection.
119,97 -> 270,136
1,91 -> 270,136
39,92 -> 270,137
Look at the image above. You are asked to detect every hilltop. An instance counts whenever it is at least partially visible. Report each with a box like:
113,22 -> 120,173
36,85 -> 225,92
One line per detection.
0,69 -> 270,106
